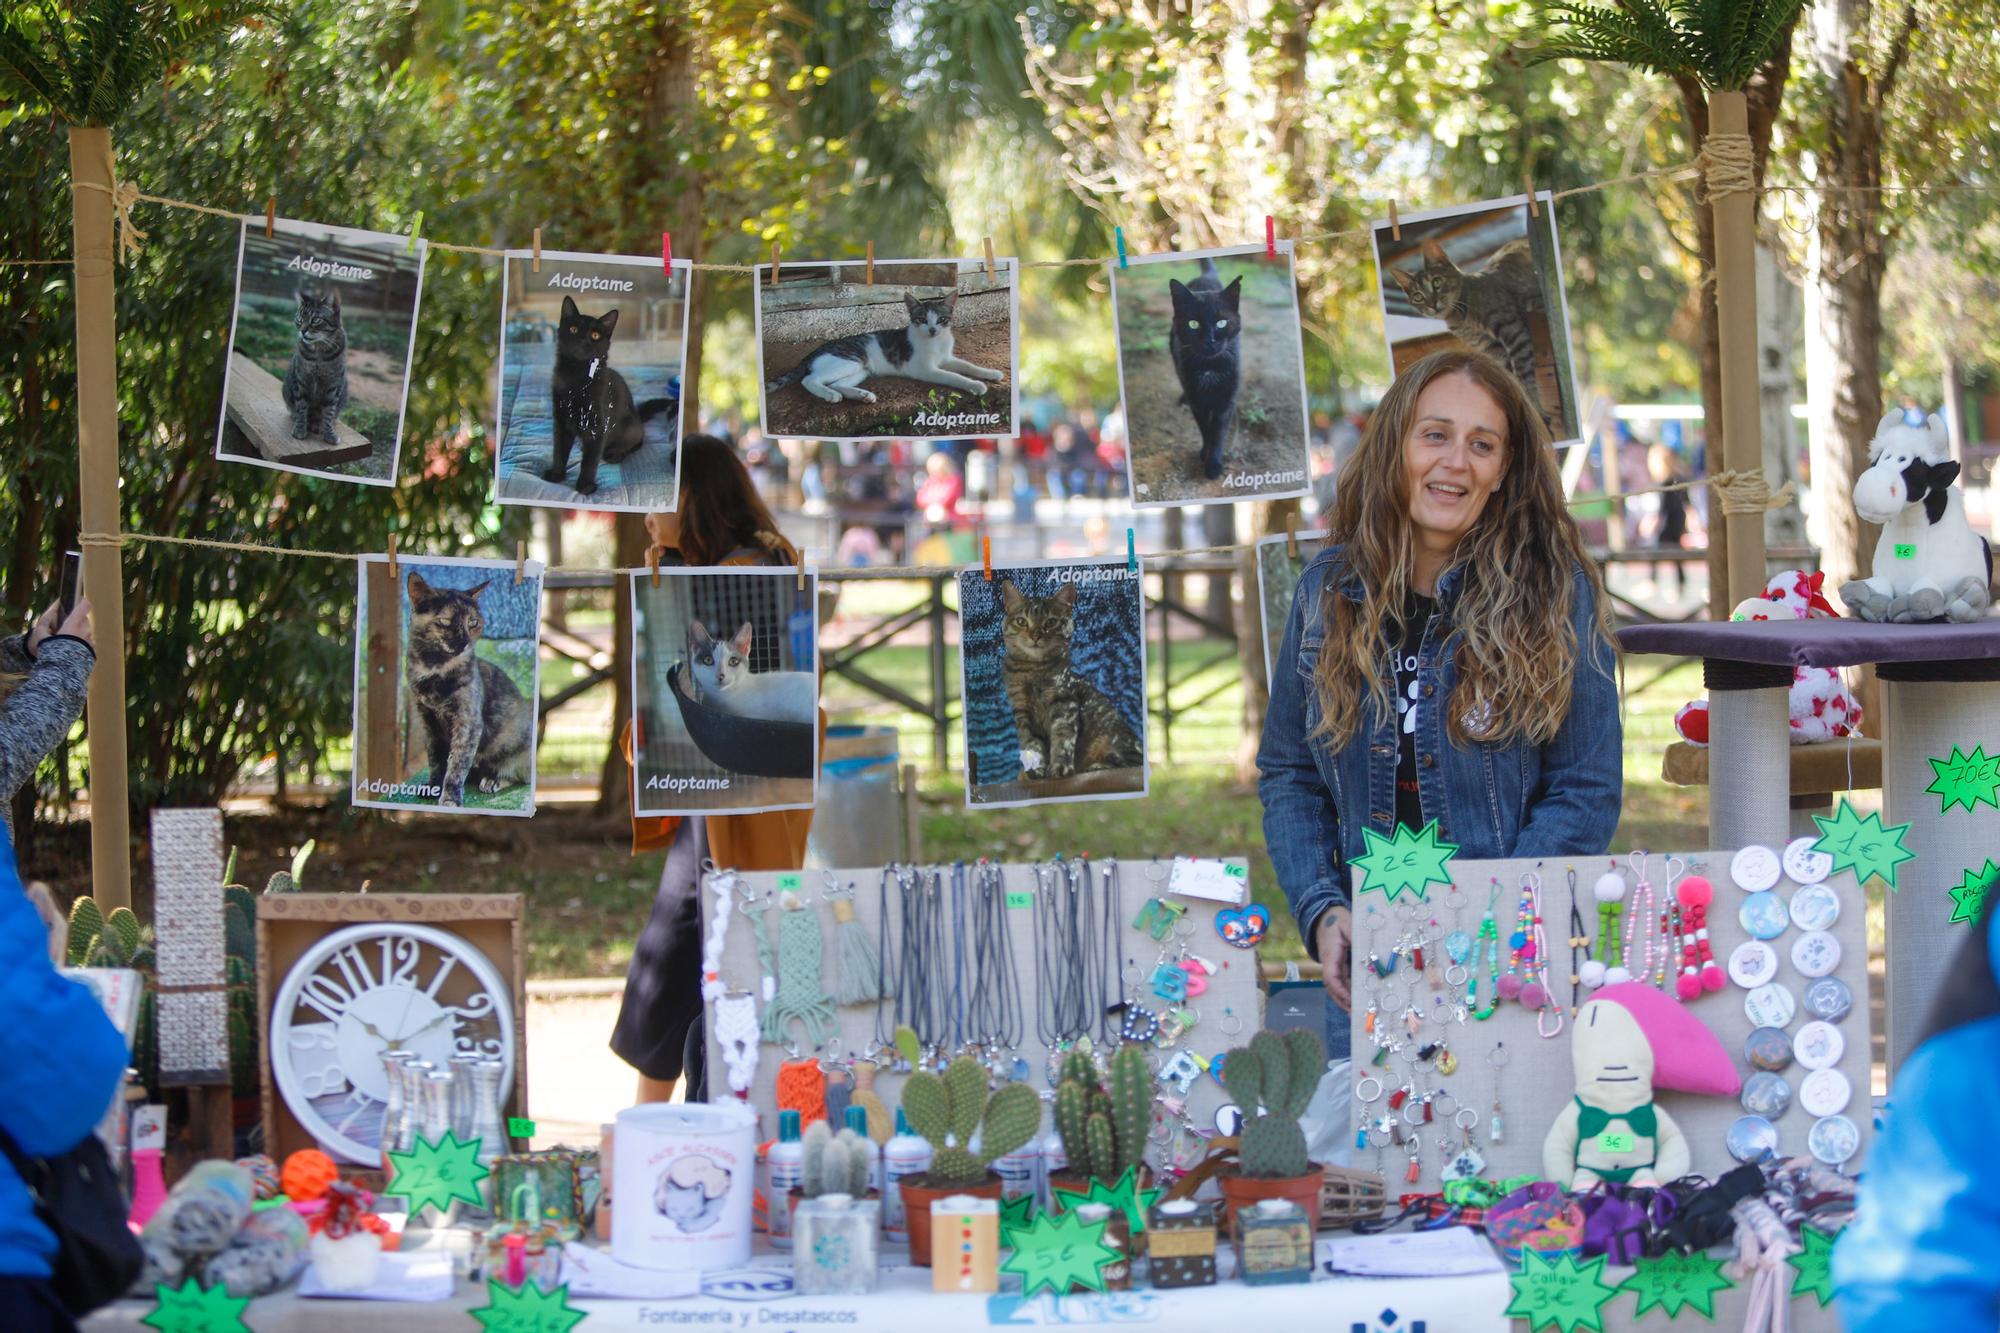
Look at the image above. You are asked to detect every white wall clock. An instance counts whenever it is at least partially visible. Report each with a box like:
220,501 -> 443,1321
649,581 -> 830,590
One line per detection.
268,921 -> 516,1166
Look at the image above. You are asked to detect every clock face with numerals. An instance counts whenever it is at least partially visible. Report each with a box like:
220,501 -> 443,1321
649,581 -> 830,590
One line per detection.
269,922 -> 515,1165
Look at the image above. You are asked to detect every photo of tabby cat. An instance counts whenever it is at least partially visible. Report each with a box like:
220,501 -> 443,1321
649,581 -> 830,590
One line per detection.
1373,192 -> 1580,445
958,560 -> 1149,808
282,288 -> 349,446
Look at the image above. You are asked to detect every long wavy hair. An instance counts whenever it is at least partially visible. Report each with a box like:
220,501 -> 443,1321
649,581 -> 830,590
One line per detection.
1313,349 -> 1614,749
666,434 -> 796,567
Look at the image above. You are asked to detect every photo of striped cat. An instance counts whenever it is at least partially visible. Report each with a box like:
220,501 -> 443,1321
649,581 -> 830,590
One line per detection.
1372,192 -> 1582,447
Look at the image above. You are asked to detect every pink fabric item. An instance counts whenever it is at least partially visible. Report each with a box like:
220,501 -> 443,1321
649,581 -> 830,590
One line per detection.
1594,981 -> 1741,1096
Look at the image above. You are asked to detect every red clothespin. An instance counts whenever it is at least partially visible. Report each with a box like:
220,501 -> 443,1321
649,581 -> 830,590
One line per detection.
982,535 -> 992,581
1388,199 -> 1402,242
265,197 -> 276,239
532,227 -> 542,274
663,231 -> 673,274
1265,215 -> 1277,259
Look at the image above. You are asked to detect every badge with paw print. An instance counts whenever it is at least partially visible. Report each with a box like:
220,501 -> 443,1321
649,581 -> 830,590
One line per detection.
1442,1146 -> 1487,1182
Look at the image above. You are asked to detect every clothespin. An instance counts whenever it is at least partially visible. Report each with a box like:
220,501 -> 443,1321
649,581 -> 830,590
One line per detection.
982,237 -> 996,281
647,545 -> 660,589
1388,199 -> 1401,242
406,211 -> 424,253
265,197 -> 276,239
865,240 -> 875,285
795,549 -> 806,592
1114,226 -> 1128,269
386,533 -> 399,579
1525,175 -> 1539,218
532,227 -> 542,274
1265,215 -> 1277,260
1126,528 -> 1137,573
663,231 -> 673,275
982,534 -> 992,582
514,540 -> 527,585
770,241 -> 781,285
1285,513 -> 1300,559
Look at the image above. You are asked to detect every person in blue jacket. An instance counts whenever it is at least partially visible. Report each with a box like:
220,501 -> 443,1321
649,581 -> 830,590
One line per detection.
1836,880 -> 2000,1328
0,820 -> 130,1332
1258,348 -> 1622,1063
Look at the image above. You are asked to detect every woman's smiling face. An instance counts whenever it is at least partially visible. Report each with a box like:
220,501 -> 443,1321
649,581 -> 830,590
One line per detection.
1403,370 -> 1511,557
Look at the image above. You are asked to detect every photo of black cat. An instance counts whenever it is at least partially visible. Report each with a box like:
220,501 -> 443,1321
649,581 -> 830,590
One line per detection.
1372,192 -> 1581,446
1111,243 -> 1312,508
546,295 -> 677,497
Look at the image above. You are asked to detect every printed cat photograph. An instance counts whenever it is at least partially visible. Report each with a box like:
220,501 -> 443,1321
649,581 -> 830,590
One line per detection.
496,249 -> 690,512
217,216 -> 425,485
631,567 -> 820,816
1373,192 -> 1581,446
958,559 -> 1149,808
351,555 -> 544,817
756,256 -> 1019,441
1110,243 -> 1312,508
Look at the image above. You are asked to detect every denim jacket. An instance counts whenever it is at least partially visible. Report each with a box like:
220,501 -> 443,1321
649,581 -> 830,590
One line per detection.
1257,545 -> 1622,957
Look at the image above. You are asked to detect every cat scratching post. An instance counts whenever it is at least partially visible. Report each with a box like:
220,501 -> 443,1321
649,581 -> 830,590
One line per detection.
69,126 -> 132,910
1705,679 -> 1792,852
1706,91 -> 1770,611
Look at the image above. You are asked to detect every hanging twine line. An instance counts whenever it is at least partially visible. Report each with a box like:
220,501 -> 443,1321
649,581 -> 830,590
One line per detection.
1696,133 -> 1757,204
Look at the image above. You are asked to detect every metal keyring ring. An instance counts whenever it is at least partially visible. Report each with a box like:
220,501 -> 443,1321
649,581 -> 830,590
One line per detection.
1489,1042 -> 1510,1067
1446,964 -> 1468,986
1174,915 -> 1197,939
1455,1107 -> 1480,1130
1356,1076 -> 1384,1103
1146,860 -> 1170,882
1123,964 -> 1146,986
1368,1126 -> 1395,1149
1219,1011 -> 1245,1035
1430,1090 -> 1457,1118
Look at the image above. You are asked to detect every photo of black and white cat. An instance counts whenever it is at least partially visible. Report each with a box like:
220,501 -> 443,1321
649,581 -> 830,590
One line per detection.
217,216 -> 425,485
755,256 -> 1019,441
958,557 -> 1149,808
1109,242 -> 1313,508
1371,192 -> 1582,447
351,554 -> 544,817
630,566 -> 820,816
496,250 -> 691,512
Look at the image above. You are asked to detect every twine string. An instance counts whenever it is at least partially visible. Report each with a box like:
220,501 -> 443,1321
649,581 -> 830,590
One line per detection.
1696,133 -> 1757,204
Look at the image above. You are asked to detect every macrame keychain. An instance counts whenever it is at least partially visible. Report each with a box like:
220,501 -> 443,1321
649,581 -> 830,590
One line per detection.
1584,861 -> 1627,986
822,875 -> 888,1005
775,1057 -> 829,1127
1674,870 -> 1726,998
761,889 -> 837,1049
699,865 -> 739,1003
849,1055 -> 892,1143
700,866 -> 761,1099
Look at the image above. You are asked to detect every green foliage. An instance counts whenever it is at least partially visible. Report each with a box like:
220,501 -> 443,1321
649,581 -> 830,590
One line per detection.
0,0 -> 270,126
799,1122 -> 873,1199
941,1057 -> 987,1146
898,1058 -> 1037,1187
928,1145 -> 987,1189
65,895 -> 104,967
900,1068 -> 950,1147
1525,0 -> 1805,91
1052,1045 -> 1152,1182
1107,1044 -> 1153,1176
1084,1113 -> 1114,1182
979,1081 -> 1040,1163
1221,1027 -> 1324,1179
105,905 -> 141,959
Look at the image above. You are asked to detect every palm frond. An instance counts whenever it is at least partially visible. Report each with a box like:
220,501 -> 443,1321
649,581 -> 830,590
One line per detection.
1525,0 -> 1801,91
0,0 -> 270,126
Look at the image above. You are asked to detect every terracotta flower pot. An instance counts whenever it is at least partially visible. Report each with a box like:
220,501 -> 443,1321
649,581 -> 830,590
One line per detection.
1216,1167 -> 1325,1234
898,1173 -> 1002,1267
1047,1168 -> 1155,1254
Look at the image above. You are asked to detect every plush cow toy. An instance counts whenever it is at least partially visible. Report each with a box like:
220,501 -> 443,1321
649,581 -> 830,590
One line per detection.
1839,411 -> 1992,623
1675,569 -> 1863,746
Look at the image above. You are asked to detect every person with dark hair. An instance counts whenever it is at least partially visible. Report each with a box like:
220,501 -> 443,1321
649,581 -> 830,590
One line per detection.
610,435 -> 818,1105
1258,349 -> 1622,1063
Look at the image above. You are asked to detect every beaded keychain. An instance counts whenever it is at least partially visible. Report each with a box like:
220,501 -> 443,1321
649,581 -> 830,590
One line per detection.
1468,885 -> 1503,1020
1520,872 -> 1565,1038
1674,866 -> 1726,998
1584,860 -> 1627,986
1496,876 -> 1542,1007
1655,866 -> 1678,990
1566,866 -> 1589,1015
1620,852 -> 1657,989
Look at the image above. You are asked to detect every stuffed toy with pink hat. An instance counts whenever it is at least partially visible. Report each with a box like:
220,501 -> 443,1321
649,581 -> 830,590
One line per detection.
1542,982 -> 1741,1189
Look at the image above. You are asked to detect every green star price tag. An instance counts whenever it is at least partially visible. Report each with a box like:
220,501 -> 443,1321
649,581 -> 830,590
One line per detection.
469,1278 -> 589,1333
142,1279 -> 252,1333
1789,1225 -> 1838,1307
1594,1131 -> 1636,1154
999,1191 -> 1039,1239
1926,745 -> 2000,815
1352,819 -> 1458,901
384,1129 -> 490,1217
1049,1165 -> 1161,1236
1620,1249 -> 1734,1319
1505,1251 -> 1621,1333
1811,800 -> 1916,891
998,1206 -> 1119,1297
1951,861 -> 2000,926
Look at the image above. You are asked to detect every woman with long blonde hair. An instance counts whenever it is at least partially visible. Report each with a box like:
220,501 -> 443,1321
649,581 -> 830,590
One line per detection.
1258,349 -> 1620,1055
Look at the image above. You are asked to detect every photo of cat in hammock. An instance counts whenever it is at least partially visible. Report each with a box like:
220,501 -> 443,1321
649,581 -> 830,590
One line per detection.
1109,243 -> 1313,508
631,567 -> 820,816
1372,192 -> 1582,447
756,256 -> 1019,441
351,554 -> 543,817
495,249 -> 690,513
957,561 -> 1150,809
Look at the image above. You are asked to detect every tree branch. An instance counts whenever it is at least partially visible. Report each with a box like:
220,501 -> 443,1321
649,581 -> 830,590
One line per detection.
1872,0 -> 1921,111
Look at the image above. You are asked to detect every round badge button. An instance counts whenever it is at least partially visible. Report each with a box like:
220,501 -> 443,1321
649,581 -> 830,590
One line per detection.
1789,883 -> 1841,932
1740,892 -> 1789,940
1730,940 -> 1780,989
1793,1020 -> 1845,1070
1783,837 -> 1834,886
1727,1115 -> 1780,1165
1732,845 -> 1782,893
1741,1071 -> 1793,1119
1792,930 -> 1842,979
1744,1026 -> 1794,1072
1804,976 -> 1853,1024
1799,1068 -> 1852,1118
1809,1114 -> 1861,1166
1743,983 -> 1797,1029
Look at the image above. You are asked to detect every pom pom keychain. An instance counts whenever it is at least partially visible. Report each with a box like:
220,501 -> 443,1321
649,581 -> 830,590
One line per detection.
1675,874 -> 1725,998
1591,864 -> 1628,986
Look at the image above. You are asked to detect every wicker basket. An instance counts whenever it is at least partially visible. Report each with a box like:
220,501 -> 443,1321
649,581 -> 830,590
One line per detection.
1317,1164 -> 1388,1230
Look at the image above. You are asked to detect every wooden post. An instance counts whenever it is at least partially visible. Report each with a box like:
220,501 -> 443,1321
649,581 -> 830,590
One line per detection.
1708,91 -> 1769,610
68,127 -> 131,911
363,562 -> 402,785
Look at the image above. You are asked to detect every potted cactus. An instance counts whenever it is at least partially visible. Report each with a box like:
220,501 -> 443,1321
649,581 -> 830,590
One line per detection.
1048,1044 -> 1153,1204
1216,1029 -> 1327,1230
896,1056 -> 1039,1266
788,1120 -> 877,1228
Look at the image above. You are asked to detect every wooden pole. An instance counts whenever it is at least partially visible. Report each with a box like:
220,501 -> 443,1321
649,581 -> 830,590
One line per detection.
68,126 -> 131,911
1708,91 -> 1769,610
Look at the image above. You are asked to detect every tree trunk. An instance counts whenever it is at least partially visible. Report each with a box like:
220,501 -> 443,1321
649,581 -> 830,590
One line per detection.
1200,505 -> 1236,636
1941,349 -> 1966,468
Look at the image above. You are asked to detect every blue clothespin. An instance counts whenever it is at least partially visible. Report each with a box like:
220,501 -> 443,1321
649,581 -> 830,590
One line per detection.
1127,528 -> 1137,573
1114,226 -> 1127,269
407,211 -> 424,253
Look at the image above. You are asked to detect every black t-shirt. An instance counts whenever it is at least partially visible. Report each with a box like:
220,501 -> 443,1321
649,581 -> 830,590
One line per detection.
1392,593 -> 1438,831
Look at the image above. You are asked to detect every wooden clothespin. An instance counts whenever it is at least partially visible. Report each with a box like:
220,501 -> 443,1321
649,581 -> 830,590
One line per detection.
982,237 -> 996,281
386,533 -> 399,580
982,534 -> 992,582
532,227 -> 542,274
514,540 -> 527,584
770,241 -> 781,285
265,197 -> 276,239
1265,215 -> 1277,260
1285,513 -> 1299,559
1525,175 -> 1539,218
1388,199 -> 1401,242
865,240 -> 875,285
795,549 -> 807,592
1126,528 -> 1137,573
663,231 -> 673,275
406,211 -> 424,254
647,545 -> 660,589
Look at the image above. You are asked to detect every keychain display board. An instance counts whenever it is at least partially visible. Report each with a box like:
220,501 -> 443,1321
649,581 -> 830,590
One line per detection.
1349,852 -> 1872,1193
702,861 -> 1266,1154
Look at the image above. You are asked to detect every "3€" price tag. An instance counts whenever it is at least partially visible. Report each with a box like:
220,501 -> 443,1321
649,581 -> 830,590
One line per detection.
1595,1131 -> 1637,1155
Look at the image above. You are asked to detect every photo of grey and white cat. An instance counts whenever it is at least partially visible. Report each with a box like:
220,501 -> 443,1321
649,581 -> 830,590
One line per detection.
756,257 -> 1019,441
1373,192 -> 1581,446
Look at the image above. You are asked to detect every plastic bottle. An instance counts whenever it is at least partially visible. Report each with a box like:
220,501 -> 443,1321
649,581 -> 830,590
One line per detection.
843,1106 -> 883,1199
994,1133 -> 1040,1204
881,1109 -> 932,1244
766,1109 -> 804,1250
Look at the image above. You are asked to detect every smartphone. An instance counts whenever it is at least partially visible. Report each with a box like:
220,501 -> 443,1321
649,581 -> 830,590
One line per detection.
56,550 -> 82,619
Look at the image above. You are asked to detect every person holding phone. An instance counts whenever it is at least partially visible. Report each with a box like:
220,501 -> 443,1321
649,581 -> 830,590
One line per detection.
0,596 -> 96,841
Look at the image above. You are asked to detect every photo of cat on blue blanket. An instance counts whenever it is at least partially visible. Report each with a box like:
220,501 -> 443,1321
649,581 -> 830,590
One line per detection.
217,216 -> 425,486
756,257 -> 1018,442
631,567 -> 820,815
351,554 -> 543,817
496,250 -> 690,512
1110,243 -> 1313,508
1372,192 -> 1581,446
958,559 -> 1149,808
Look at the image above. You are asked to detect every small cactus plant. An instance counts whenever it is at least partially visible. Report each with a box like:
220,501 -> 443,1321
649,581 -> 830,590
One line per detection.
899,1056 -> 1040,1189
799,1121 -> 874,1199
1052,1044 -> 1153,1183
1220,1028 -> 1324,1179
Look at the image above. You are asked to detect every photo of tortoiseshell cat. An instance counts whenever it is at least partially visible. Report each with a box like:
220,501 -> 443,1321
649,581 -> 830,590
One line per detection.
405,572 -> 534,807
998,581 -> 1142,781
